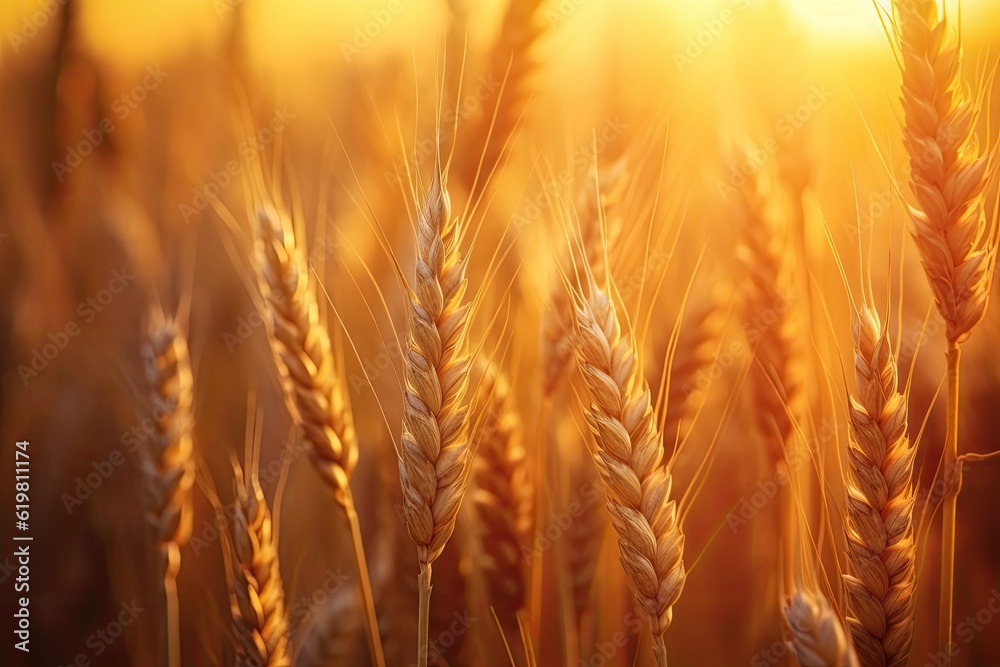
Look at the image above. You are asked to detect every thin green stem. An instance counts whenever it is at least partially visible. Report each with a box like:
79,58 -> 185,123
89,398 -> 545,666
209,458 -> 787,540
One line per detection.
938,341 -> 961,663
418,564 -> 433,667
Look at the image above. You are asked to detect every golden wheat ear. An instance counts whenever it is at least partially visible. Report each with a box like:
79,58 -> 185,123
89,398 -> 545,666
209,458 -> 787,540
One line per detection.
139,303 -> 196,667
471,360 -> 531,628
229,470 -> 291,667
396,153 -> 478,667
893,0 -> 999,346
784,590 -> 860,667
842,305 -> 916,667
569,274 -> 686,667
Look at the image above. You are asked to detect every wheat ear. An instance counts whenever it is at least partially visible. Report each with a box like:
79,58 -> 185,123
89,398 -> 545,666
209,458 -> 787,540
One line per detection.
784,590 -> 860,667
894,0 -> 996,346
893,1 -> 998,654
252,205 -> 384,667
140,307 -> 196,667
455,0 -> 545,191
397,163 -> 476,667
230,474 -> 291,666
471,362 -> 531,626
842,306 -> 916,667
571,278 -> 686,667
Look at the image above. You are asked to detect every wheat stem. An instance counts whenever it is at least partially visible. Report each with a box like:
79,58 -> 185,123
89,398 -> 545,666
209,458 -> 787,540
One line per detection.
417,564 -> 432,667
164,546 -> 180,667
938,341 -> 960,662
344,494 -> 385,667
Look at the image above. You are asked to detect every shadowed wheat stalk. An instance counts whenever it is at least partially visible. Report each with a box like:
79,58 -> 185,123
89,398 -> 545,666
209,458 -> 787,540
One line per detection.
784,590 -> 860,667
230,470 -> 291,666
472,362 -> 531,631
251,202 -> 384,667
570,272 -> 686,667
397,161 -> 477,667
892,0 -> 998,655
842,305 -> 915,667
140,305 -> 196,667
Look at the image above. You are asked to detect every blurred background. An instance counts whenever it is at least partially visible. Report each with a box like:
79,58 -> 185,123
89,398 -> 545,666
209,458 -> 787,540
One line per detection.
0,0 -> 998,665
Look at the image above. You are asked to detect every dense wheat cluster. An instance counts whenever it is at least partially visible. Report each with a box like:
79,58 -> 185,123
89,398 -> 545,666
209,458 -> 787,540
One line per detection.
2,0 -> 1000,666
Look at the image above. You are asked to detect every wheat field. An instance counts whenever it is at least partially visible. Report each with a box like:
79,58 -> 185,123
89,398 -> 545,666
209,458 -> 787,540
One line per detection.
1,0 -> 999,666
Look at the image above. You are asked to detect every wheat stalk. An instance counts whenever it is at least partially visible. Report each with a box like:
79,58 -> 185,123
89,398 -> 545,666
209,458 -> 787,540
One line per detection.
784,590 -> 860,667
397,163 -> 476,667
230,473 -> 291,667
571,277 -> 686,667
251,203 -> 384,667
893,1 -> 998,655
471,363 -> 531,626
842,306 -> 916,667
140,306 -> 196,667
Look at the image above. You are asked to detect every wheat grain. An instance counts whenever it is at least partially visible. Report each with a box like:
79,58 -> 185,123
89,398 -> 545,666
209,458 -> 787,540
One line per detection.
140,306 -> 196,667
734,170 -> 803,462
571,277 -> 686,666
842,305 -> 916,667
230,475 -> 291,667
396,162 -> 476,666
471,363 -> 531,624
894,0 -> 997,346
140,307 -> 196,569
784,590 -> 860,667
253,206 -> 357,502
